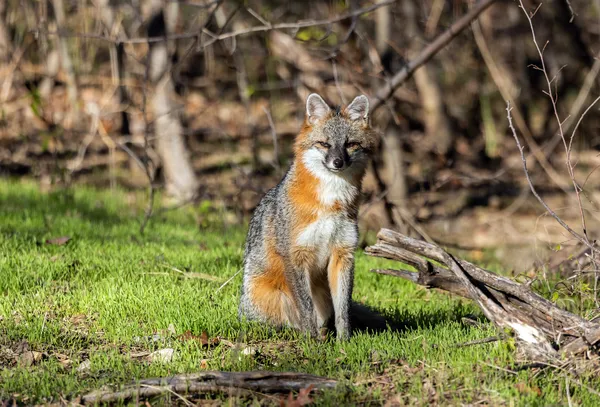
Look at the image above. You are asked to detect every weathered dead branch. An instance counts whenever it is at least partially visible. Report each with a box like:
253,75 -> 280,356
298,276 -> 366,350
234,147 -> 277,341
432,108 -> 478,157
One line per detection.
80,371 -> 337,404
366,228 -> 600,359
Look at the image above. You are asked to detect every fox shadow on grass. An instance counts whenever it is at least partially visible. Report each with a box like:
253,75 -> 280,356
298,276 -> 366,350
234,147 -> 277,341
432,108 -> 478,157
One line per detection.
342,301 -> 486,336
240,301 -> 486,340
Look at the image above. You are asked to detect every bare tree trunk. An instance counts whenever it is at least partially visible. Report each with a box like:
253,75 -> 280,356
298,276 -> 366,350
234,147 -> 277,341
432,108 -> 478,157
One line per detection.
234,50 -> 260,169
214,5 -> 260,169
94,0 -> 130,135
405,0 -> 452,155
51,0 -> 78,109
0,0 -> 12,62
39,49 -> 60,99
37,0 -> 58,99
380,124 -> 407,209
413,67 -> 452,155
370,0 -> 406,228
375,0 -> 390,55
147,2 -> 198,203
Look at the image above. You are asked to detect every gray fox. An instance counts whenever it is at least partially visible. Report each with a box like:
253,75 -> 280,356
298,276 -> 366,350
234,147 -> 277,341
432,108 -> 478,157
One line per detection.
239,93 -> 377,340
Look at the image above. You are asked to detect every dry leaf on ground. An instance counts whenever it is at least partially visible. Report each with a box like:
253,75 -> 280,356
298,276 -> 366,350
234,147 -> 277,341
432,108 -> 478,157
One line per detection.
45,236 -> 71,245
280,385 -> 314,407
178,330 -> 220,348
18,351 -> 44,367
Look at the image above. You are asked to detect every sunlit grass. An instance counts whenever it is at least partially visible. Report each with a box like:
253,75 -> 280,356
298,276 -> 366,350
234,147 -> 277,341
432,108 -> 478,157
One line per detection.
0,179 -> 598,405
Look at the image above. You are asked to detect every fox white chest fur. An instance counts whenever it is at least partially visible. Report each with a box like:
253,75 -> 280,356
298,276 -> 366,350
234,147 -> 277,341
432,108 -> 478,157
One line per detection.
295,150 -> 360,268
296,213 -> 358,268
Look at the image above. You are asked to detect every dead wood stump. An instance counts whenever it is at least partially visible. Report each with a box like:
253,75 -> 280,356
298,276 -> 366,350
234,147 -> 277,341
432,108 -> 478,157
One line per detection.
365,228 -> 600,359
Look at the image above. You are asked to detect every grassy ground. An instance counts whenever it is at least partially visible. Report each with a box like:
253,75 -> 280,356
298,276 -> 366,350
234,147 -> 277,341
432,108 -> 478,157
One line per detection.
0,179 -> 598,406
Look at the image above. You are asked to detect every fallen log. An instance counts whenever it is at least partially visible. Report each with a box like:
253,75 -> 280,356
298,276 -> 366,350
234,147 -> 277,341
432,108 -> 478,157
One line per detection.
365,228 -> 600,359
80,371 -> 337,404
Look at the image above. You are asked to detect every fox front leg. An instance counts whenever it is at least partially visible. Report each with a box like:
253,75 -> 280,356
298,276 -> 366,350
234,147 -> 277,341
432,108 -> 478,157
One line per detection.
288,249 -> 319,338
328,248 -> 354,340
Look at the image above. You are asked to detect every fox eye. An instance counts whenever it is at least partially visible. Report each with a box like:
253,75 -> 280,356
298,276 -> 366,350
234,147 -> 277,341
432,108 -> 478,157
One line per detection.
316,141 -> 331,148
346,142 -> 361,150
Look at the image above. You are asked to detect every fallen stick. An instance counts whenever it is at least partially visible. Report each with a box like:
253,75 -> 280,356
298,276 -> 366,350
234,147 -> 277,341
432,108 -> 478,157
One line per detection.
454,336 -> 501,348
80,371 -> 337,404
431,336 -> 502,350
366,228 -> 600,358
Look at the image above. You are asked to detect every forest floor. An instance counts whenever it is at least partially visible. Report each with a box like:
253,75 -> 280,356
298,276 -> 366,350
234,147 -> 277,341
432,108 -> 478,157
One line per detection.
1,179 -> 600,406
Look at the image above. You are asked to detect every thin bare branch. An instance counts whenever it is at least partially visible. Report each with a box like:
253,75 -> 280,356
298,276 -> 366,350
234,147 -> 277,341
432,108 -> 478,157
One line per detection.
564,0 -> 576,22
41,0 -> 398,45
517,0 -> 590,241
506,102 -> 599,256
262,105 -> 280,173
370,0 -> 498,113
471,18 -> 568,190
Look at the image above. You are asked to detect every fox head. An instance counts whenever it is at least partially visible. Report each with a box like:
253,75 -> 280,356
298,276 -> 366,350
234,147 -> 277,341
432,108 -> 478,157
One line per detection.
295,93 -> 377,177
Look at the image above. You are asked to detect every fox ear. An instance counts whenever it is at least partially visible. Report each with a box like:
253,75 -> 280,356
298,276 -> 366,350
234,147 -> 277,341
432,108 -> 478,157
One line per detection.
306,93 -> 331,124
346,95 -> 369,121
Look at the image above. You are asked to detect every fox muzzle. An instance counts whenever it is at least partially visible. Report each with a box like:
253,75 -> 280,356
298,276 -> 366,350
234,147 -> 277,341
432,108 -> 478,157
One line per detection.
325,147 -> 350,172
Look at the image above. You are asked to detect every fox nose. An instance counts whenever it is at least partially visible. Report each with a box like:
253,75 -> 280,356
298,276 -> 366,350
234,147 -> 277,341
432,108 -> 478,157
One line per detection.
333,158 -> 344,169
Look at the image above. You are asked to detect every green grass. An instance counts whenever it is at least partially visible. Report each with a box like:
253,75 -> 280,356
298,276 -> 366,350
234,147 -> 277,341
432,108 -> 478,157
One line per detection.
0,179 -> 598,405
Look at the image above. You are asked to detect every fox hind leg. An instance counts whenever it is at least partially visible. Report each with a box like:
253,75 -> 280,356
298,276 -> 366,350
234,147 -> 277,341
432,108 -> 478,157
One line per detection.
240,261 -> 302,330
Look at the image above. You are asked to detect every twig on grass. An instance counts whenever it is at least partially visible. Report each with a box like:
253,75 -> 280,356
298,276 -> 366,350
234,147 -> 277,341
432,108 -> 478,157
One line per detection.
454,336 -> 502,348
140,383 -> 194,407
566,376 -> 573,407
159,264 -> 224,282
216,268 -> 243,293
79,371 -> 337,404
481,361 -> 518,376
431,336 -> 502,349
